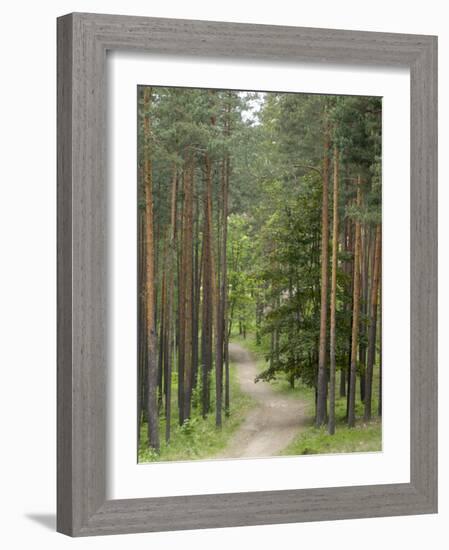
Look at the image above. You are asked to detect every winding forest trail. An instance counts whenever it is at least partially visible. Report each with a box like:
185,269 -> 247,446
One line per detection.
215,342 -> 310,459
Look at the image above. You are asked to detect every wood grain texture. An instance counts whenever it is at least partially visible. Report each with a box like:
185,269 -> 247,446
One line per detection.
57,13 -> 73,536
410,37 -> 438,508
57,12 -> 438,537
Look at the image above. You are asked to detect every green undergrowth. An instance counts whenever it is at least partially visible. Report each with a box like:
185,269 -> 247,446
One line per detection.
232,332 -> 382,456
282,418 -> 382,455
138,362 -> 255,463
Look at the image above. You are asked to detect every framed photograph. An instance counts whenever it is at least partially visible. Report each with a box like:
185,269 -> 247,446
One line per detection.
57,12 -> 437,536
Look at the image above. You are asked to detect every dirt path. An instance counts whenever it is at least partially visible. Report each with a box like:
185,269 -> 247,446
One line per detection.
215,342 -> 309,459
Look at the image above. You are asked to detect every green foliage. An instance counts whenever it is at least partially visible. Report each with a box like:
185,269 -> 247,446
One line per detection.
138,85 -> 383,459
138,363 -> 255,463
282,419 -> 381,455
235,333 -> 382,456
224,92 -> 381,397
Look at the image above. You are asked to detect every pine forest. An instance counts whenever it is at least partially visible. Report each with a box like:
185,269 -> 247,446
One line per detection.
137,86 -> 382,462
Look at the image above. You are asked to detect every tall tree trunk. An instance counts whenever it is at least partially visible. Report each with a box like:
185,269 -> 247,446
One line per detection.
222,153 -> 230,417
164,165 -> 177,442
200,235 -> 209,418
347,176 -> 362,428
215,261 -> 224,428
158,263 -> 166,412
328,145 -> 339,435
138,189 -> 147,447
364,224 -> 381,420
315,117 -> 330,426
182,153 -> 194,422
345,215 -> 355,418
215,157 -> 225,426
201,154 -> 214,417
177,172 -> 185,425
143,87 -> 160,451
192,189 -> 202,395
339,218 -> 350,399
359,225 -> 371,403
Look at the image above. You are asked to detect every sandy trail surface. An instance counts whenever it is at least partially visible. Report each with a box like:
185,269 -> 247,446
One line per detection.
214,342 -> 309,459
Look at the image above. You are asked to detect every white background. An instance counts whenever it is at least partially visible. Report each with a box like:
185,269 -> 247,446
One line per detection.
109,54 -> 410,499
0,1 -> 444,549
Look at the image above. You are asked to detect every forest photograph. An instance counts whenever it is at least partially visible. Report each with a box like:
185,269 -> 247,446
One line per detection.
137,85 -> 382,463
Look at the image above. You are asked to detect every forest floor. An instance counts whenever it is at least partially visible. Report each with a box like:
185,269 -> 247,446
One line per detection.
139,337 -> 381,463
213,343 -> 309,459
229,334 -> 382,457
138,352 -> 255,463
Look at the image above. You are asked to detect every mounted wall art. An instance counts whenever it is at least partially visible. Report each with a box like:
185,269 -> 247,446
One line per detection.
57,12 -> 437,536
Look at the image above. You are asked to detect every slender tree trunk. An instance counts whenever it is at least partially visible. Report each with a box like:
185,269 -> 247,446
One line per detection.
288,277 -> 296,389
164,165 -> 177,443
215,267 -> 224,428
339,367 -> 346,398
339,219 -> 350,399
201,154 -> 214,417
154,179 -> 160,350
328,145 -> 339,435
359,225 -> 372,403
345,215 -> 354,418
348,176 -> 362,428
143,87 -> 160,451
364,224 -> 381,420
182,154 -> 194,422
138,189 -> 147,447
200,234 -> 210,417
191,189 -> 201,395
316,117 -> 330,426
228,299 -> 235,340
177,172 -> 185,425
158,264 -> 166,412
256,298 -> 262,345
222,154 -> 230,417
215,157 -> 225,427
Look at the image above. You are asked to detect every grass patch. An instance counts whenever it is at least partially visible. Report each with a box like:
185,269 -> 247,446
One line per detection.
281,418 -> 382,455
283,391 -> 382,456
138,361 -> 255,463
232,332 -> 382,456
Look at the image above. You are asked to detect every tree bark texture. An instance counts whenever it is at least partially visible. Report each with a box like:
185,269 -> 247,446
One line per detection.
364,224 -> 381,420
347,177 -> 362,428
315,117 -> 330,427
328,145 -> 339,435
143,87 -> 160,451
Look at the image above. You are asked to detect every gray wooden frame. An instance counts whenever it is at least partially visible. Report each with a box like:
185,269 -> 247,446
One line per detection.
57,12 -> 438,537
